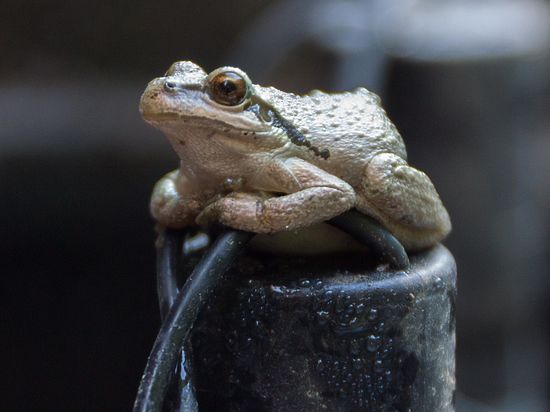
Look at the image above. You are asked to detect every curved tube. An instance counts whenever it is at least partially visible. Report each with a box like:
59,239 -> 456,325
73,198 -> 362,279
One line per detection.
155,229 -> 182,320
329,209 -> 410,270
134,230 -> 255,412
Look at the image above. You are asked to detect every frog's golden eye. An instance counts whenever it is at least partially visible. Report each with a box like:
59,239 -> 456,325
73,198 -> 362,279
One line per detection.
206,71 -> 248,106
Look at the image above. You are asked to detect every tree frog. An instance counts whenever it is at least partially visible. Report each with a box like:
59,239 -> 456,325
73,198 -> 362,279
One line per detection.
140,61 -> 451,251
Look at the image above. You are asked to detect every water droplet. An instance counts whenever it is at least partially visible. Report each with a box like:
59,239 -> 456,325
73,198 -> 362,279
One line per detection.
317,310 -> 329,318
315,359 -> 324,372
368,308 -> 378,320
367,335 -> 381,352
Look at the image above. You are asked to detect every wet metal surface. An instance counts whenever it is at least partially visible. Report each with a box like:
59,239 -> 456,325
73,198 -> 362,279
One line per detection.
180,245 -> 456,411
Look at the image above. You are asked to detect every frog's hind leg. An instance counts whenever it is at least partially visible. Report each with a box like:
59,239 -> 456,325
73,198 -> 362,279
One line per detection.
356,153 -> 451,251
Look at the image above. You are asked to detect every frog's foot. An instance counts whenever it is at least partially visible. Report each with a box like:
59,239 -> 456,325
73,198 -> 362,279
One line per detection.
196,159 -> 356,233
357,153 -> 451,251
151,170 -> 203,228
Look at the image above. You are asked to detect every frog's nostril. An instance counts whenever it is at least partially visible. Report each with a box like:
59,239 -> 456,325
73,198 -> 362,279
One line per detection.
164,81 -> 177,92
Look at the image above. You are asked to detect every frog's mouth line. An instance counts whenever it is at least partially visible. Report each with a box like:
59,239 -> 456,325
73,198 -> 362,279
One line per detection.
141,112 -> 181,121
142,112 -> 271,135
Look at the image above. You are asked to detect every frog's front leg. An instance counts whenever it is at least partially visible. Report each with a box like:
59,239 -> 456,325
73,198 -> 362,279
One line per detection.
357,153 -> 451,251
151,170 -> 204,228
196,158 -> 356,233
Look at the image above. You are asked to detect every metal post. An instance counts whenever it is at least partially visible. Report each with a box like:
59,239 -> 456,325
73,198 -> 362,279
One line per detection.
172,244 -> 456,411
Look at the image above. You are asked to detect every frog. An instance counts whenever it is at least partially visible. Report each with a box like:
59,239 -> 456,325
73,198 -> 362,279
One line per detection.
139,61 -> 451,251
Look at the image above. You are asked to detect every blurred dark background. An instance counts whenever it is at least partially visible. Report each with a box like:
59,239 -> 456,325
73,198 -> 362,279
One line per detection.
2,0 -> 549,411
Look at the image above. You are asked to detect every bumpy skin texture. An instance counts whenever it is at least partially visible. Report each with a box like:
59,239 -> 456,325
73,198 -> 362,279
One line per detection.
140,61 -> 451,251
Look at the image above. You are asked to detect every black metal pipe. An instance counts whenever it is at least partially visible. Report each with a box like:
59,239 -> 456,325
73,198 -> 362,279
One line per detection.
188,245 -> 456,411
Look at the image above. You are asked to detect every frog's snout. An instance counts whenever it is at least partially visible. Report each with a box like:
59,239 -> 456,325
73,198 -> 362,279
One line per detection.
140,78 -> 169,121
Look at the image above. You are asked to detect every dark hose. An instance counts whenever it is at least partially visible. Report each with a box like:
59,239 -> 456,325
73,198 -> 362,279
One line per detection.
155,229 -> 182,321
329,209 -> 409,270
134,229 -> 255,412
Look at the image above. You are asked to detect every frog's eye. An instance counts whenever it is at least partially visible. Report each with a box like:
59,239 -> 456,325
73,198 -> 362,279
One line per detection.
206,71 -> 249,106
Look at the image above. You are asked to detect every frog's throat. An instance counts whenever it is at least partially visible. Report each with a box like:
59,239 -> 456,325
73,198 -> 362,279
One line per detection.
248,97 -> 331,160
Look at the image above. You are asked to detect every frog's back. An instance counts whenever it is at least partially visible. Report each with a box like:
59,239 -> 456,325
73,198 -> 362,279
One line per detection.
255,85 -> 407,186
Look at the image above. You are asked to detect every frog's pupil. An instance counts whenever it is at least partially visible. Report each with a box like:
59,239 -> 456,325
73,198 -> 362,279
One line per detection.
219,80 -> 236,95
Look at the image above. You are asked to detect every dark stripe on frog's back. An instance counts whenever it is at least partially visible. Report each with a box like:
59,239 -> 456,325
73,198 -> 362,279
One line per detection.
255,85 -> 407,162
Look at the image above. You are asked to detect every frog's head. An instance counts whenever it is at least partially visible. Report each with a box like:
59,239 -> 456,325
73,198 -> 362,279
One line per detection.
140,61 -> 276,140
